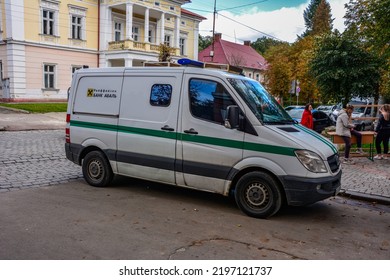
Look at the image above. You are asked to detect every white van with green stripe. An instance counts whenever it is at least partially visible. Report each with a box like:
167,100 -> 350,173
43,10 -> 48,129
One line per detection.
65,61 -> 341,218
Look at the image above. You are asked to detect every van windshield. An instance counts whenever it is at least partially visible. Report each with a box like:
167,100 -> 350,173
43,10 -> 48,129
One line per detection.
228,78 -> 294,124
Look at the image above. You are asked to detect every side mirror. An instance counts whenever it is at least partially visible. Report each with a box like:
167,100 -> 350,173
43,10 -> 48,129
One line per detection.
225,105 -> 240,129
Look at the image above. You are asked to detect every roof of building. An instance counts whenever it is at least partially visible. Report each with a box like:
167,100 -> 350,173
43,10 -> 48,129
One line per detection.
198,34 -> 268,71
181,8 -> 207,21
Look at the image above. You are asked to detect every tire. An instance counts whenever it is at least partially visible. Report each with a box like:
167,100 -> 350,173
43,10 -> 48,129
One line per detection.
234,171 -> 282,219
82,151 -> 113,187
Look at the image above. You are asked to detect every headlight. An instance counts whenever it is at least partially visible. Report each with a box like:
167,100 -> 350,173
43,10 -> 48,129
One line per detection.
295,150 -> 327,173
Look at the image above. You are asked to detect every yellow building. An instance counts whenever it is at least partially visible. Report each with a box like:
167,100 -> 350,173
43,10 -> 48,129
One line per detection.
0,0 -> 204,101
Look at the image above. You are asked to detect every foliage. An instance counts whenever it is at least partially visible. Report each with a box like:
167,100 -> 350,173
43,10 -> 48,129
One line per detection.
158,44 -> 174,62
290,36 -> 321,104
311,0 -> 333,35
263,44 -> 292,105
309,31 -> 381,107
251,37 -> 286,55
198,35 -> 213,52
0,103 -> 67,113
344,0 -> 390,99
302,0 -> 322,36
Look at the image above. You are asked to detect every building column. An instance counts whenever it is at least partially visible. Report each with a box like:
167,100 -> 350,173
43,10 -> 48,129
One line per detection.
126,3 -> 133,40
174,16 -> 180,48
100,6 -> 112,50
157,12 -> 165,44
125,58 -> 133,67
193,23 -> 200,60
144,8 -> 149,43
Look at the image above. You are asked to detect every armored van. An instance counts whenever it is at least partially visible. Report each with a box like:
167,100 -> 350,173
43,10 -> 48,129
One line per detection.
65,60 -> 341,218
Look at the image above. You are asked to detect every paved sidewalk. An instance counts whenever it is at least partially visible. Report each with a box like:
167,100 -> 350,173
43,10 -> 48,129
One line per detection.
0,106 -> 389,205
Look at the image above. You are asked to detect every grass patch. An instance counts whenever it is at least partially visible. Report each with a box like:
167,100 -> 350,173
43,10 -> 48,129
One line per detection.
0,103 -> 67,113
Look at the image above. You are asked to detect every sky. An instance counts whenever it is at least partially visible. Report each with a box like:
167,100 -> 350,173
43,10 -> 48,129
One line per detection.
183,0 -> 350,43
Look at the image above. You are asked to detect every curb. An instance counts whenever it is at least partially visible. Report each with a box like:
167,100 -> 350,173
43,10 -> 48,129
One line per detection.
0,105 -> 30,114
339,190 -> 390,205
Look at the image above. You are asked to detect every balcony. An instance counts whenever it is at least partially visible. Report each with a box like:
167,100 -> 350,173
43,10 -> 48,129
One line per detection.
108,40 -> 179,56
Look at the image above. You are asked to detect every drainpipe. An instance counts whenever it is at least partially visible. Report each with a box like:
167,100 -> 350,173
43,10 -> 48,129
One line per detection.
97,0 -> 100,67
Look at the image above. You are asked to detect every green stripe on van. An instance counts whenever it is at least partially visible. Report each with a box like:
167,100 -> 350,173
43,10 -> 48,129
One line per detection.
294,124 -> 338,154
70,120 -> 296,156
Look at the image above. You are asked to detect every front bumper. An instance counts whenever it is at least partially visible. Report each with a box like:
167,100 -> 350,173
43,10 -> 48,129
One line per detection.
280,170 -> 342,206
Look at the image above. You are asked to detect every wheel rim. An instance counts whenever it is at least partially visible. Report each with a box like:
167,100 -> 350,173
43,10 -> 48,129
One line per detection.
88,159 -> 104,182
245,182 -> 269,209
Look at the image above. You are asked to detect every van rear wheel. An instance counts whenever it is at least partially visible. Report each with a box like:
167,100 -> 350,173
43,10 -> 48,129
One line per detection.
82,151 -> 113,187
234,171 -> 282,219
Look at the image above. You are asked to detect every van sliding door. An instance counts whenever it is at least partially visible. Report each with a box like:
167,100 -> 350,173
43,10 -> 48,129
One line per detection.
117,72 -> 181,184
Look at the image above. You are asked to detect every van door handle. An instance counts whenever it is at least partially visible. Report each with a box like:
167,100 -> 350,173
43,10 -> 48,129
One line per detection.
184,128 -> 198,134
161,125 -> 174,131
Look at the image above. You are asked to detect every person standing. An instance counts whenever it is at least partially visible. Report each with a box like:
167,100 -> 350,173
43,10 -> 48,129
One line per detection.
336,104 -> 363,164
301,104 -> 314,129
374,104 -> 390,160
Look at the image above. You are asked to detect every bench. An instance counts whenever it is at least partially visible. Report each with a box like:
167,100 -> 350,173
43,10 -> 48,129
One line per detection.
327,131 -> 375,160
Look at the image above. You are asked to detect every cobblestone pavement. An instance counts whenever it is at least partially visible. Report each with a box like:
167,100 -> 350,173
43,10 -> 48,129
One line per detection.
0,130 -> 82,192
0,129 -> 389,205
339,156 -> 390,203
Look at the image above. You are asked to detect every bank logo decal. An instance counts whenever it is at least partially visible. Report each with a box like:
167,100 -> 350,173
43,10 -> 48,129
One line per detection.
87,88 -> 94,97
86,88 -> 117,98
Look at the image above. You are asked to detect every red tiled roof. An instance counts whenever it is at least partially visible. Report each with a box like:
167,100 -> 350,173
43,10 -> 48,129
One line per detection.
199,37 -> 268,71
181,8 -> 207,20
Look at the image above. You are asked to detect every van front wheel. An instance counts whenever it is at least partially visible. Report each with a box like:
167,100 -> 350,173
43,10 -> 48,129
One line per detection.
234,171 -> 282,219
82,151 -> 113,187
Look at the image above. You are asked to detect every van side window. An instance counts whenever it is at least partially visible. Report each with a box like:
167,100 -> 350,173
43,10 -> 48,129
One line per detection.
150,84 -> 172,106
189,78 -> 235,124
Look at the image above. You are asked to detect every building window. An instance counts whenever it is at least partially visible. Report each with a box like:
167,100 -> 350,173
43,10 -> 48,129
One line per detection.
114,22 -> 122,41
44,64 -> 55,89
154,2 -> 160,7
71,16 -> 82,39
164,35 -> 171,46
42,10 -> 54,35
179,38 -> 186,56
132,26 -> 139,41
256,73 -> 260,81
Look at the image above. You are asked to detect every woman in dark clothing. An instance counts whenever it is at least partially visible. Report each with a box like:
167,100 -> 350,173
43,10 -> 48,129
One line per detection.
300,104 -> 313,129
374,104 -> 390,160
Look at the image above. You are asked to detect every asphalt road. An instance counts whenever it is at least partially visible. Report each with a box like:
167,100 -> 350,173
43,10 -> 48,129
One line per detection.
0,176 -> 389,260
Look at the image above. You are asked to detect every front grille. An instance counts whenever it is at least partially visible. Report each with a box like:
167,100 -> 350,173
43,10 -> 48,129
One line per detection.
327,153 -> 340,173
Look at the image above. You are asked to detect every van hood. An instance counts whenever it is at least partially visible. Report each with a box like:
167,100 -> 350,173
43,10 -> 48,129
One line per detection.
266,124 -> 338,159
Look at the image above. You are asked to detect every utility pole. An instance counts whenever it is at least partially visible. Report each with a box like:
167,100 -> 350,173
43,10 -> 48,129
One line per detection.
211,0 -> 216,62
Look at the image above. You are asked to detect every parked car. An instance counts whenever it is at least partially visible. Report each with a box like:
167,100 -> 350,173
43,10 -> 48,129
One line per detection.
284,105 -> 305,112
330,99 -> 374,131
317,104 -> 338,123
287,108 -> 335,133
316,104 -> 337,116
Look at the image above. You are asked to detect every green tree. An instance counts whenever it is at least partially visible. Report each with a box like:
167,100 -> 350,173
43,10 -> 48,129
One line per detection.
309,31 -> 381,107
344,0 -> 390,100
198,35 -> 213,52
251,36 -> 285,55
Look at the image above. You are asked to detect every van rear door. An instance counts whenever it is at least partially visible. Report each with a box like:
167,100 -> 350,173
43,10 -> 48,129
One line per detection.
116,71 -> 181,184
